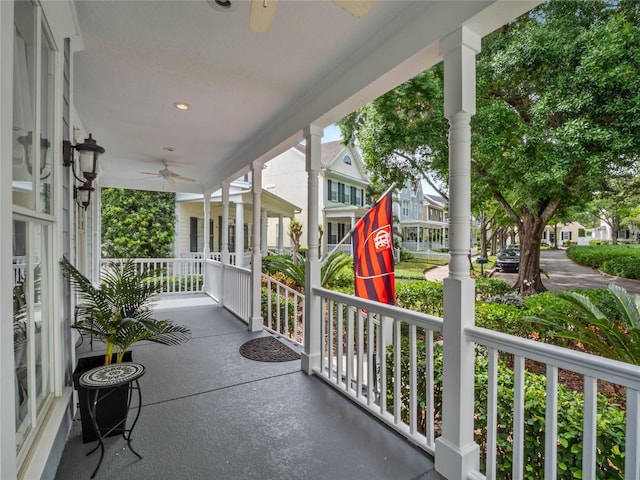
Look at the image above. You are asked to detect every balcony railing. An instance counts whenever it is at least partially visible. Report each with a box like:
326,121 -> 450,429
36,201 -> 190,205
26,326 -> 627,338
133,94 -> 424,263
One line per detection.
313,286 -> 443,454
100,257 -> 204,294
467,326 -> 640,480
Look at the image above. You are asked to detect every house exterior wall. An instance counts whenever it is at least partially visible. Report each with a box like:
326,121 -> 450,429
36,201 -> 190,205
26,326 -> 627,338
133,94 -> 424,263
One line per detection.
543,222 -> 586,245
3,2 -> 79,478
262,148 -> 307,248
262,141 -> 368,250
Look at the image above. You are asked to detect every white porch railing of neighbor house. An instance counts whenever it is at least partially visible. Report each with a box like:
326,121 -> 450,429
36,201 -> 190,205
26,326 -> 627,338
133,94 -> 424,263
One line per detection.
100,258 -> 204,294
327,243 -> 352,255
181,251 -> 238,265
262,274 -> 304,346
466,326 -> 640,480
312,286 -> 444,455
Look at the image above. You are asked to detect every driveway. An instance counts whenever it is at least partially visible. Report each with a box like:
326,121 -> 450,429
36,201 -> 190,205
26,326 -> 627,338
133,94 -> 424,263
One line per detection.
493,248 -> 640,294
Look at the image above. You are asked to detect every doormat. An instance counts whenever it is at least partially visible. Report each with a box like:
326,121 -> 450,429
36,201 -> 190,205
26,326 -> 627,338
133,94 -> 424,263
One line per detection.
239,336 -> 301,362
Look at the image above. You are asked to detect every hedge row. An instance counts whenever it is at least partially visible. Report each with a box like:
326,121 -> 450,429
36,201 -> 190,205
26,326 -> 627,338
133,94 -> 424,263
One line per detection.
567,245 -> 640,279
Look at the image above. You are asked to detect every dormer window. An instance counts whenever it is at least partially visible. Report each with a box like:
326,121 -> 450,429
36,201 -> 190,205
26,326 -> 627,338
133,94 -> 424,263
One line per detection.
343,155 -> 352,165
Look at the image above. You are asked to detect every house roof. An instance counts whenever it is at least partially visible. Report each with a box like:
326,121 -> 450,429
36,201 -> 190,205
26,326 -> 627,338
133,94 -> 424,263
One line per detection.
55,1 -> 539,195
425,194 -> 448,208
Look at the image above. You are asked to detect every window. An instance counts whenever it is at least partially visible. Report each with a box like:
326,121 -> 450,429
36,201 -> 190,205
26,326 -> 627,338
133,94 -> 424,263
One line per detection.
402,200 -> 410,217
328,180 -> 338,201
355,188 -> 362,206
12,3 -> 58,463
343,155 -> 352,165
189,217 -> 199,252
561,231 -> 572,241
344,185 -> 351,204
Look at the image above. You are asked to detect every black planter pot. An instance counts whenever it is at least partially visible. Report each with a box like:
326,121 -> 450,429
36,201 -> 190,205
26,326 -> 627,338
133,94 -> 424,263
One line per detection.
73,351 -> 133,444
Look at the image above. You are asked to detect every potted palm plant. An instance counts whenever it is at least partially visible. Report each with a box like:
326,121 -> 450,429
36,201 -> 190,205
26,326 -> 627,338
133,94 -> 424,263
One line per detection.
61,257 -> 191,442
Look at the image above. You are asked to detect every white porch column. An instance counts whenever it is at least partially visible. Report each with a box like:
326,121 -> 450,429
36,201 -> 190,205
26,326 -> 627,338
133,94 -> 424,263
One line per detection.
277,215 -> 284,253
250,162 -> 264,331
434,27 -> 481,480
234,198 -> 244,268
261,207 -> 268,255
302,125 -> 323,374
221,181 -> 230,264
203,190 -> 212,259
220,181 -> 230,307
202,189 -> 213,293
321,217 -> 328,259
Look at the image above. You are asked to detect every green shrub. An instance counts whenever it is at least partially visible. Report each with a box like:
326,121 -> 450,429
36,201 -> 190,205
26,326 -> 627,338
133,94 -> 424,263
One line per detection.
395,281 -> 443,316
567,245 -> 640,279
400,250 -> 414,261
475,278 -> 513,301
261,287 -> 298,335
262,255 -> 291,276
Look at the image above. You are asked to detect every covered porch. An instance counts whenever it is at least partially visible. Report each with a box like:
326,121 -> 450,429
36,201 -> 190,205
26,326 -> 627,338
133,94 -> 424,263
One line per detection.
55,295 -> 441,479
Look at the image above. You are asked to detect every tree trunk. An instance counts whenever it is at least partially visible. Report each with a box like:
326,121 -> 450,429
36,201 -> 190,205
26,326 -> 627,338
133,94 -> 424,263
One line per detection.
611,216 -> 620,245
479,212 -> 488,258
513,212 -> 547,295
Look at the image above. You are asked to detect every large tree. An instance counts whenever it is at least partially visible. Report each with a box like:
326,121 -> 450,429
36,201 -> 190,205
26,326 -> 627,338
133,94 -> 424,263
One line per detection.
101,188 -> 176,258
340,0 -> 640,294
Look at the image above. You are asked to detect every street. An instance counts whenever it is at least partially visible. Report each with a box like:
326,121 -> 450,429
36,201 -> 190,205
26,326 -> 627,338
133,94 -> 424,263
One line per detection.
492,248 -> 640,294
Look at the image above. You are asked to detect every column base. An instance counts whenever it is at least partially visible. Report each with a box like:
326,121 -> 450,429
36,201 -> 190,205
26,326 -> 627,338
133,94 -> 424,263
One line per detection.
301,352 -> 320,375
248,316 -> 263,332
434,437 -> 479,480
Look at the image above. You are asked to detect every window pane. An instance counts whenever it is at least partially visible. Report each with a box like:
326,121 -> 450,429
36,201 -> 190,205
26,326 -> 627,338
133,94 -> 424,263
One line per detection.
40,25 -> 56,213
13,220 -> 31,452
12,1 -> 36,209
34,223 -> 52,412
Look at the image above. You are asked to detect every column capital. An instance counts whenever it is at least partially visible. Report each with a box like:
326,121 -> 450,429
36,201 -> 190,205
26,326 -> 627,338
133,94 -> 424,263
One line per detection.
305,125 -> 323,172
439,26 -> 481,57
303,124 -> 324,139
440,27 -> 481,118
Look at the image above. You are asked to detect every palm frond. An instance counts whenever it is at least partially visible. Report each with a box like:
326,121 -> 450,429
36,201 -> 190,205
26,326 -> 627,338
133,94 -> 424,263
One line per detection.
608,284 -> 640,329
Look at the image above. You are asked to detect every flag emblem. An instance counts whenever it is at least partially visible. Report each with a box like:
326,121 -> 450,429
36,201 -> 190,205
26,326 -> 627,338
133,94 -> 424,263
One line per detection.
352,191 -> 395,305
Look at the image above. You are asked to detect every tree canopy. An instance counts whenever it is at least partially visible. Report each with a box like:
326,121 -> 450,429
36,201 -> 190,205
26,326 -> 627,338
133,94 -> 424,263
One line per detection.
339,0 -> 640,294
101,188 -> 176,258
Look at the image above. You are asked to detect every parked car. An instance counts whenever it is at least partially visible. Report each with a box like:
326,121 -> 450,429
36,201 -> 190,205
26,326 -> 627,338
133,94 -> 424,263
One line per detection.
496,249 -> 520,272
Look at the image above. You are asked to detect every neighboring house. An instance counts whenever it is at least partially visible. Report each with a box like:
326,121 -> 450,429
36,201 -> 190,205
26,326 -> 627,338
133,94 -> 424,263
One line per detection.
262,141 -> 370,255
174,177 -> 301,265
591,219 -> 640,244
542,222 -> 587,246
395,183 -> 449,251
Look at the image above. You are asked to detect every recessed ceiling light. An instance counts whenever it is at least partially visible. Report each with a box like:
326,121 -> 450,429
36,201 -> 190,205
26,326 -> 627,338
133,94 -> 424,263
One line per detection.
174,102 -> 190,111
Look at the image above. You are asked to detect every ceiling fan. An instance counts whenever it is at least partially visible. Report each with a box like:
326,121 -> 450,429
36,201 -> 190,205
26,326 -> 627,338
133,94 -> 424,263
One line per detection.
242,0 -> 373,33
141,161 -> 196,184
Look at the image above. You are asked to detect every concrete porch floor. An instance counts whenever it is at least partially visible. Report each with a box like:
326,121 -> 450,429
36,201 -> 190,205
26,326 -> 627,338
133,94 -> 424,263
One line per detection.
55,294 -> 442,480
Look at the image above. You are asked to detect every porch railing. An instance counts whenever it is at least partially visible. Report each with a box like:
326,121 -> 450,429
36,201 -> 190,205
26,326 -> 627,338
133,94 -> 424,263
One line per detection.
262,274 -> 304,346
100,258 -> 204,294
467,326 -> 640,480
312,286 -> 444,454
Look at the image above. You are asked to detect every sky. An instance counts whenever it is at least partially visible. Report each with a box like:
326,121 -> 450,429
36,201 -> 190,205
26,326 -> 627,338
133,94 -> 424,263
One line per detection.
322,124 -> 342,143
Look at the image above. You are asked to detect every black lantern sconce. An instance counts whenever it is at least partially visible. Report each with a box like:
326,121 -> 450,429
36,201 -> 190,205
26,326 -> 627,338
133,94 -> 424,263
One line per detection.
63,134 -> 105,185
74,182 -> 94,210
17,131 -> 51,179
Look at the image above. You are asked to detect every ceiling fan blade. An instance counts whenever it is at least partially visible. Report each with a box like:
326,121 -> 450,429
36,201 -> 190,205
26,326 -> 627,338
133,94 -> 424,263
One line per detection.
333,0 -> 372,18
174,174 -> 196,183
249,0 -> 277,33
166,175 -> 176,184
141,172 -> 160,176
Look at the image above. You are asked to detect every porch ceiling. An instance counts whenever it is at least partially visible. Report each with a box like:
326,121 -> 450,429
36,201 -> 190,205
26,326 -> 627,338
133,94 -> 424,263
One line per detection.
65,0 -> 538,194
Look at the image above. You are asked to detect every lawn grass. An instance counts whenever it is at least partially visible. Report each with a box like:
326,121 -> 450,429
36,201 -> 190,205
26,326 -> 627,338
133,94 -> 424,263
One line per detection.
395,256 -> 449,280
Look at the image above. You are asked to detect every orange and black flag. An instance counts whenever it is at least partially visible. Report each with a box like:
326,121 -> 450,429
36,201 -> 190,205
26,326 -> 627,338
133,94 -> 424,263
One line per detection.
352,191 -> 395,304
